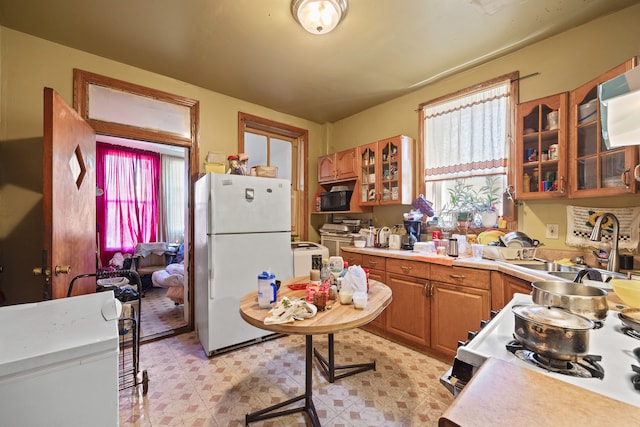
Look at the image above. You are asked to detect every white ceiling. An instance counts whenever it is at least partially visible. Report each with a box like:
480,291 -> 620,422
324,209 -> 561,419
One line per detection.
1,0 -> 638,123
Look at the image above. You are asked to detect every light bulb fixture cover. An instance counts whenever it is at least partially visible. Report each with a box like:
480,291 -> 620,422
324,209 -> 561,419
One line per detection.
291,0 -> 348,35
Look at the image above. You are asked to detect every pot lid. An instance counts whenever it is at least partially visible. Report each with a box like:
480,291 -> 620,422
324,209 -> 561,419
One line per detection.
513,305 -> 593,330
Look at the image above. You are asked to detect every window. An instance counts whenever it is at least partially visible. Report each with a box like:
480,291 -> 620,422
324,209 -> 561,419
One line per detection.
97,143 -> 160,261
239,112 -> 308,239
161,155 -> 186,245
419,73 -> 518,228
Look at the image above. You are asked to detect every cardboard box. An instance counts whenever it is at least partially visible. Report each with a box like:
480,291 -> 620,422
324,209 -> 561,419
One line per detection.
204,162 -> 225,174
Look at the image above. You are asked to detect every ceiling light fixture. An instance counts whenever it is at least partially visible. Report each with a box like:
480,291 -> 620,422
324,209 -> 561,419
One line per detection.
291,0 -> 348,35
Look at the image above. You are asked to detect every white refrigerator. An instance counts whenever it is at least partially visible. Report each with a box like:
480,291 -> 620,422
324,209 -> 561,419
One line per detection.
194,173 -> 293,356
0,292 -> 121,427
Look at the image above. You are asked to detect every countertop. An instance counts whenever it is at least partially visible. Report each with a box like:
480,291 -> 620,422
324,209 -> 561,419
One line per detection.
341,245 -> 628,309
438,358 -> 640,426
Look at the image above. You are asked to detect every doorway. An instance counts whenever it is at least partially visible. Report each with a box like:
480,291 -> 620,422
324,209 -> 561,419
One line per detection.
74,70 -> 199,341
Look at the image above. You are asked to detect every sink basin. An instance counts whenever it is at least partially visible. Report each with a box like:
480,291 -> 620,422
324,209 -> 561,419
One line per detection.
544,270 -> 626,283
511,261 -> 583,273
547,271 -> 581,281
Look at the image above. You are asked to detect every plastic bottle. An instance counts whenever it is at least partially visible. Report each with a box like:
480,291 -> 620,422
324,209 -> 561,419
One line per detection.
320,259 -> 331,283
315,195 -> 321,212
341,261 -> 349,277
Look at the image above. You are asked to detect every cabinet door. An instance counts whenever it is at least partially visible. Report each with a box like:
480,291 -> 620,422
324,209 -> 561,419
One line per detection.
569,60 -> 638,197
502,275 -> 531,305
318,153 -> 336,182
358,136 -> 415,206
335,148 -> 357,180
385,272 -> 430,348
515,93 -> 568,199
340,250 -> 362,267
358,141 -> 379,205
430,282 -> 490,359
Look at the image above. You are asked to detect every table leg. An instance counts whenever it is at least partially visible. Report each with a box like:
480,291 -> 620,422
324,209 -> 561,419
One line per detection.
245,335 -> 320,427
313,333 -> 376,383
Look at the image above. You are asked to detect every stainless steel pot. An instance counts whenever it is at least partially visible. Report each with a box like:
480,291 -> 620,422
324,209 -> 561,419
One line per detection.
619,308 -> 640,332
512,304 -> 593,360
531,280 -> 608,322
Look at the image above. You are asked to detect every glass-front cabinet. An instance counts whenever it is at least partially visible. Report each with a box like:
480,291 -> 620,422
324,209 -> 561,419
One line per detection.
515,93 -> 568,199
358,135 -> 414,206
569,60 -> 638,197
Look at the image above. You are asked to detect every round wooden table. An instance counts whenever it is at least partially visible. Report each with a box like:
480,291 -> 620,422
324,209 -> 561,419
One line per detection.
239,277 -> 392,426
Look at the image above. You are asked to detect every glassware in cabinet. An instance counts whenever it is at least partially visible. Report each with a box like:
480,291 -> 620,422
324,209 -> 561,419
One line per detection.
515,93 -> 567,198
569,59 -> 638,197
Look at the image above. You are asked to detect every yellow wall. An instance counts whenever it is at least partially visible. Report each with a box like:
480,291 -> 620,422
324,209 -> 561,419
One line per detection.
2,3 -> 640,274
327,4 -> 640,250
0,27 -> 329,302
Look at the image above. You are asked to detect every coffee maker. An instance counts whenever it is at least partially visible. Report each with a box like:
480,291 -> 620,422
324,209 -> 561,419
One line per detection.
401,220 -> 422,250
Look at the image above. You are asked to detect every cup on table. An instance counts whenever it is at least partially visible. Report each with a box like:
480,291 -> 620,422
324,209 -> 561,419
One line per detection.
352,292 -> 367,309
471,244 -> 484,260
339,291 -> 353,305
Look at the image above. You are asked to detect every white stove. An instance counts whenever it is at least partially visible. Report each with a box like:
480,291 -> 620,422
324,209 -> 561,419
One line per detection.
444,293 -> 640,408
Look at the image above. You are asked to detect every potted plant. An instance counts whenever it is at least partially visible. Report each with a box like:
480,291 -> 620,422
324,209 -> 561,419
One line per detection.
476,176 -> 501,228
439,179 -> 479,229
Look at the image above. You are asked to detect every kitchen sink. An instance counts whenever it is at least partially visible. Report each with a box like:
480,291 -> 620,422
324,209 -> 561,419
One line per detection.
511,260 -> 627,283
510,261 -> 583,273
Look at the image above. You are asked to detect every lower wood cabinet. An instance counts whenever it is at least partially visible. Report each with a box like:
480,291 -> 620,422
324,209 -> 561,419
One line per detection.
430,264 -> 491,359
384,272 -> 430,347
503,274 -> 532,303
430,282 -> 490,358
340,249 -> 503,359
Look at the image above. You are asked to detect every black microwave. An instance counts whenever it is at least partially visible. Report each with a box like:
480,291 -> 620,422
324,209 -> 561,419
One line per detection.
320,190 -> 353,211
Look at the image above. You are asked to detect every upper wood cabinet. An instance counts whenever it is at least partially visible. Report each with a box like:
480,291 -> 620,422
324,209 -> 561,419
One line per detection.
317,148 -> 357,183
515,93 -> 568,199
358,135 -> 414,206
568,59 -> 638,197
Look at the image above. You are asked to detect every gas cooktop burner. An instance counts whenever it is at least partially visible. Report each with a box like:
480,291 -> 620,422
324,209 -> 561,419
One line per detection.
622,327 -> 640,340
506,340 -> 605,379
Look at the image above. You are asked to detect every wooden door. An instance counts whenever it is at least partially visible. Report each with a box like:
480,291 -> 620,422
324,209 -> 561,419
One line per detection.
42,88 -> 97,299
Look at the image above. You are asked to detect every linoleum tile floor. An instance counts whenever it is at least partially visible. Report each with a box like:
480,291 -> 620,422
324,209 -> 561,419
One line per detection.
119,329 -> 454,426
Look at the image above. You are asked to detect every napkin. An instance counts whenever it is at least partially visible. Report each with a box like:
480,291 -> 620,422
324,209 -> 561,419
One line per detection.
264,297 -> 317,325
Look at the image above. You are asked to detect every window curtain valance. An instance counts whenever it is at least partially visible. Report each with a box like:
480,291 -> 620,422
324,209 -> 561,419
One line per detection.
423,82 -> 510,182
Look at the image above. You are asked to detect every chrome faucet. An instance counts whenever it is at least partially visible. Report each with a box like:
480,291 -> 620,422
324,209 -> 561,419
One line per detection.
589,213 -> 620,272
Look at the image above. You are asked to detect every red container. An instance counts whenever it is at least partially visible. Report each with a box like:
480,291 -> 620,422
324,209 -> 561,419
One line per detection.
432,231 -> 441,240
363,268 -> 370,292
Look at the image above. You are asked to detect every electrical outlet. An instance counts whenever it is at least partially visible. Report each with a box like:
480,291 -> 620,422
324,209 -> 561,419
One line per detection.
546,223 -> 559,239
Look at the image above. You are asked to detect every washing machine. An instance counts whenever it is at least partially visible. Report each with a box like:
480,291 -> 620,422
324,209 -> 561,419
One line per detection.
291,242 -> 329,276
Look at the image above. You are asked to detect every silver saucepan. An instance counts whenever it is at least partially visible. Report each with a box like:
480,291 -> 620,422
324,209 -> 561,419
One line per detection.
512,304 -> 593,360
531,280 -> 608,322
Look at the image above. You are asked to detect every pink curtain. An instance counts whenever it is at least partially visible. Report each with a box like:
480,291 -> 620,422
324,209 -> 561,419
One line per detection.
97,143 -> 160,265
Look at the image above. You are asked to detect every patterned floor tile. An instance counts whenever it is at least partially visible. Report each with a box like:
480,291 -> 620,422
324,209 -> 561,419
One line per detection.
119,329 -> 454,426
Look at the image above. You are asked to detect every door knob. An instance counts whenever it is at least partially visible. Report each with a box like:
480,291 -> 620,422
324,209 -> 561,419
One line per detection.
32,267 -> 52,278
55,265 -> 72,275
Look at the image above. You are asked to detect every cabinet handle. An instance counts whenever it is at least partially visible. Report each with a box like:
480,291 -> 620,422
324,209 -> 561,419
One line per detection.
429,282 -> 434,297
369,260 -> 378,266
622,168 -> 631,189
449,274 -> 465,279
559,176 -> 565,193
401,265 -> 412,273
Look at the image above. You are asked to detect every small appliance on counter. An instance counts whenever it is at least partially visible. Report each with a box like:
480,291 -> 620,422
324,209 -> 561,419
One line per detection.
401,220 -> 422,250
319,220 -> 362,256
291,241 -> 329,276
